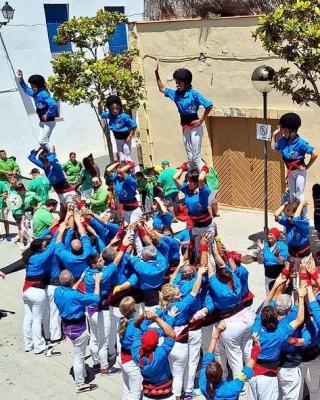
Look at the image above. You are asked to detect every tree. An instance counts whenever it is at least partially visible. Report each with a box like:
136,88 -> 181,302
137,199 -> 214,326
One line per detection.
48,10 -> 144,162
253,0 -> 320,107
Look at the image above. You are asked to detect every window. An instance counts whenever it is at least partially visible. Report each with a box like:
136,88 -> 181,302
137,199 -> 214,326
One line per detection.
104,6 -> 128,54
44,4 -> 72,54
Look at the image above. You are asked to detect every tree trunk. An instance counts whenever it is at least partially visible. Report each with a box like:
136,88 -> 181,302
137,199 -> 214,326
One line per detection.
96,102 -> 115,163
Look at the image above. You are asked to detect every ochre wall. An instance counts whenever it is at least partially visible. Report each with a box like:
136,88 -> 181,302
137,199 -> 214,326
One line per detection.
130,16 -> 320,208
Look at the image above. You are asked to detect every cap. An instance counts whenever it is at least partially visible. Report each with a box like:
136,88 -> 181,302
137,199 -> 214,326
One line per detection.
268,228 -> 281,240
141,329 -> 159,352
30,168 -> 40,174
161,160 -> 169,166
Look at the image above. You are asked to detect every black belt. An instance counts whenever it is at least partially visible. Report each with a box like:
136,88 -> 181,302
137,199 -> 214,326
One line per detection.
61,315 -> 86,325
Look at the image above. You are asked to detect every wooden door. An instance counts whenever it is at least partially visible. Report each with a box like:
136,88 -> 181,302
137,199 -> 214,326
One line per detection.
208,117 -> 285,211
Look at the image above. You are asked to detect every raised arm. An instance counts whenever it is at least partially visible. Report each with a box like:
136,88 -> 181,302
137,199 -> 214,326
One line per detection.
154,197 -> 167,214
290,283 -> 307,330
106,161 -> 120,176
275,202 -> 287,221
174,163 -> 188,188
263,274 -> 287,307
154,59 -> 165,93
207,321 -> 226,353
191,266 -> 207,297
271,126 -> 281,150
294,199 -> 307,219
147,312 -> 176,339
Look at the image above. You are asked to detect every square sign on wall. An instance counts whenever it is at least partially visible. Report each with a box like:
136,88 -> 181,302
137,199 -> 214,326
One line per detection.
256,123 -> 272,141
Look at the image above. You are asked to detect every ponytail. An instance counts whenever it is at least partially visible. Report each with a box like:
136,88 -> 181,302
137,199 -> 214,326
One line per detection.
209,382 -> 215,398
119,317 -> 128,338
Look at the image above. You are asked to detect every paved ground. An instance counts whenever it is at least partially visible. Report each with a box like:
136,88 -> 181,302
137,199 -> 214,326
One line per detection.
0,207 -> 289,399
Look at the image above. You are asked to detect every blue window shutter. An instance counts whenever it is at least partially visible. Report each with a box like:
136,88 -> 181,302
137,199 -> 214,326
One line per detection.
44,4 -> 72,53
104,6 -> 128,54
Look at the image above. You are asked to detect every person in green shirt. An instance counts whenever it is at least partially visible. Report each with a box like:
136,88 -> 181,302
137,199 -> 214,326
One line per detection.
63,152 -> 83,185
75,157 -> 99,199
86,177 -> 109,214
206,165 -> 219,217
27,168 -> 51,203
157,160 -> 179,221
136,171 -> 148,211
0,150 -> 20,182
33,199 -> 58,238
0,180 -> 9,240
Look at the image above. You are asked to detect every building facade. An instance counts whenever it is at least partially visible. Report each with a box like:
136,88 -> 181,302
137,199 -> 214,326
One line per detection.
130,16 -> 319,210
0,0 -> 144,173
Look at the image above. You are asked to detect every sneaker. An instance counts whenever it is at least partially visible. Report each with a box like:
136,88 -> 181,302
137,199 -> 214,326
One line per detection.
45,345 -> 62,357
106,367 -> 121,375
184,389 -> 202,398
5,235 -> 11,242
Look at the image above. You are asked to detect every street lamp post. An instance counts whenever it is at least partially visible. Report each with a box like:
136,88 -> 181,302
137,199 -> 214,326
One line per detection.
251,65 -> 275,239
0,2 -> 14,27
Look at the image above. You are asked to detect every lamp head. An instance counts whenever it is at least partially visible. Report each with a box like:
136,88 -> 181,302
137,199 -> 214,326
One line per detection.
2,2 -> 14,21
251,65 -> 275,93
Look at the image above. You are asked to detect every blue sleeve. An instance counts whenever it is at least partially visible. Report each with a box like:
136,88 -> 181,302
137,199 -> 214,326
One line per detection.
64,228 -> 74,251
96,236 -> 106,253
309,300 -> 320,330
157,238 -> 170,259
101,111 -> 110,119
77,292 -> 100,306
19,79 -> 34,97
198,184 -> 210,204
41,91 -> 58,117
81,235 -> 93,257
180,182 -> 187,195
90,218 -> 107,242
177,293 -> 197,311
28,150 -> 44,169
291,216 -> 310,234
38,227 -> 51,238
123,173 -> 136,188
162,212 -> 174,227
301,326 -> 312,348
161,337 -> 175,354
278,241 -> 289,260
164,88 -> 176,101
231,366 -> 253,394
124,113 -> 137,130
204,293 -> 215,314
194,90 -> 213,109
34,235 -> 56,263
251,313 -> 262,334
279,323 -> 295,340
278,215 -> 289,227
301,139 -> 314,155
128,273 -> 138,287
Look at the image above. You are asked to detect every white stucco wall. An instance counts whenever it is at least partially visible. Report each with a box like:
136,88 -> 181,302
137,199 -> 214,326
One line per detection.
0,0 -> 144,175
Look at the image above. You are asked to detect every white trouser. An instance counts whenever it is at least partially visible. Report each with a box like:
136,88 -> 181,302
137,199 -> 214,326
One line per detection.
71,329 -> 89,388
182,125 -> 205,172
212,308 -> 254,379
88,309 -> 111,370
109,305 -> 122,359
39,120 -> 56,149
169,341 -> 189,397
116,138 -> 132,162
81,188 -> 92,200
22,287 -> 46,353
278,366 -> 302,400
43,285 -> 61,341
248,375 -> 279,400
184,329 -> 202,392
298,357 -> 320,400
124,207 -> 143,255
57,190 -> 77,207
288,169 -> 306,202
191,221 -> 216,268
121,360 -> 142,400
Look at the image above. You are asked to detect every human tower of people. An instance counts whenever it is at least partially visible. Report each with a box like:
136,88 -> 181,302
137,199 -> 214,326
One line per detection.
0,62 -> 319,400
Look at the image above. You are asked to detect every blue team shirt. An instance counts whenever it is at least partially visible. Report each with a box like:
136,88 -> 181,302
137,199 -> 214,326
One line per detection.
28,150 -> 66,188
20,79 -> 58,118
132,336 -> 175,384
131,252 -> 168,290
111,173 -> 137,203
54,286 -> 100,320
158,293 -> 199,327
55,234 -> 93,279
278,215 -> 310,247
26,235 -> 56,277
200,353 -> 253,400
153,211 -> 174,230
208,272 -> 242,311
263,240 -> 289,267
120,317 -> 142,351
101,111 -> 137,132
275,134 -> 314,161
161,235 -> 180,264
83,264 -> 118,297
181,182 -> 211,216
164,88 -> 213,115
89,217 -> 119,245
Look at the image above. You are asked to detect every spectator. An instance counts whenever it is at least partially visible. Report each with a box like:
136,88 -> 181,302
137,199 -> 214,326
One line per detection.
27,168 -> 51,204
0,150 -> 20,182
63,152 -> 83,185
33,199 -> 58,238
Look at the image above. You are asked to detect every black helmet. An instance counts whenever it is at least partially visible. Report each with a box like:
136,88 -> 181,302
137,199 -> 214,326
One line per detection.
28,74 -> 46,88
173,68 -> 192,84
279,113 -> 301,132
106,95 -> 122,109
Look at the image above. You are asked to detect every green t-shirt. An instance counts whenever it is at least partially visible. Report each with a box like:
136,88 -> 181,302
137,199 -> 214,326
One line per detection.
33,206 -> 54,237
0,157 -> 20,182
24,191 -> 42,210
27,176 -> 51,203
81,169 -> 94,191
90,186 -> 109,214
63,160 -> 83,184
146,182 -> 154,200
137,178 -> 148,192
7,187 -> 24,215
206,167 -> 219,191
157,168 -> 178,197
0,181 -> 8,209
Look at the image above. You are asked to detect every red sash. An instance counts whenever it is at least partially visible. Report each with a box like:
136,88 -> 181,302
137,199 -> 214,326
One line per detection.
284,158 -> 305,177
142,377 -> 173,398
